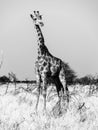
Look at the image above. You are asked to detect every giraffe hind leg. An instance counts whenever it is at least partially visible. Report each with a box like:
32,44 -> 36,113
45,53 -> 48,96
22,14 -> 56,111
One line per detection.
54,77 -> 64,112
65,84 -> 69,102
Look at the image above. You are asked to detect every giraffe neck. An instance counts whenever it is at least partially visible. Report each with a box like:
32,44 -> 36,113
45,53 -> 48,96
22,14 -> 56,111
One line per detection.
35,24 -> 50,57
35,24 -> 44,45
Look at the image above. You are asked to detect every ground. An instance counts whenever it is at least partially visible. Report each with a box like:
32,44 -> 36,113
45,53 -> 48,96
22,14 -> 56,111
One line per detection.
0,83 -> 98,130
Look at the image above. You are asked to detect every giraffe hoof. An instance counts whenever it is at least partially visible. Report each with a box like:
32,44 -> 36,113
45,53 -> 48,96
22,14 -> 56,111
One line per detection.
32,108 -> 38,115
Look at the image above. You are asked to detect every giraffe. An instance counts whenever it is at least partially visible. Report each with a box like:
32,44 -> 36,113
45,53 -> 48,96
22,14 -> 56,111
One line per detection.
30,11 -> 69,112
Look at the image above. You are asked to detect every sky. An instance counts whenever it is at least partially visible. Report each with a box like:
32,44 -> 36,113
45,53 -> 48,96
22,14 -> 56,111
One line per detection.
0,0 -> 98,80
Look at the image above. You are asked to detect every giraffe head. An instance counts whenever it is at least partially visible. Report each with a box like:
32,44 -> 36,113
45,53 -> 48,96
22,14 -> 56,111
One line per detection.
30,11 -> 44,27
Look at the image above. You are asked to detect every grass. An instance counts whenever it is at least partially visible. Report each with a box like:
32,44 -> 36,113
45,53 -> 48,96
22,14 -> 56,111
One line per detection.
0,83 -> 98,130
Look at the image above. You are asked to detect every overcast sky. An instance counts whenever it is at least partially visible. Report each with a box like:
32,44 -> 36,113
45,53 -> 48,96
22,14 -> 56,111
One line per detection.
0,0 -> 98,80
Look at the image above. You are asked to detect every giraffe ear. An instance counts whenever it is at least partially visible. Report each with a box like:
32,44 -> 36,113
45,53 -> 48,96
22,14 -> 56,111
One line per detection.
30,14 -> 33,18
39,15 -> 42,20
37,11 -> 39,14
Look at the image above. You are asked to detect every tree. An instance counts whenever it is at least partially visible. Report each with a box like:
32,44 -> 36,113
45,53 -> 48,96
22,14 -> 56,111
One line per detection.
0,76 -> 10,83
8,72 -> 18,83
61,62 -> 77,85
8,72 -> 18,91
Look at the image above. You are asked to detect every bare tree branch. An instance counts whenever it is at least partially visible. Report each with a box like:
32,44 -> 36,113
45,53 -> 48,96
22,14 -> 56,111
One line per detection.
0,50 -> 4,69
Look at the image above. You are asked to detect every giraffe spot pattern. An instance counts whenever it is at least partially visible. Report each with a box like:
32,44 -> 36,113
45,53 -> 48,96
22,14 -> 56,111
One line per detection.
39,66 -> 44,71
43,62 -> 47,67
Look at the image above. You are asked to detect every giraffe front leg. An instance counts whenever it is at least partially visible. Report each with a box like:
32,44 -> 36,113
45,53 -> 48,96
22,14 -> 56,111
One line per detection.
42,78 -> 47,113
35,75 -> 41,113
43,88 -> 46,111
35,86 -> 40,112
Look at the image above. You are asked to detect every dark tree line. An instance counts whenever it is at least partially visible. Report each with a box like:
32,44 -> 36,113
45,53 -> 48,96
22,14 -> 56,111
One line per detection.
74,75 -> 98,85
0,73 -> 36,84
0,71 -> 98,86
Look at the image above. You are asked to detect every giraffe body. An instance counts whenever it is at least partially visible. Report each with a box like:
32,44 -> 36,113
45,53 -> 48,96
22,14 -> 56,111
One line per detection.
30,11 -> 69,112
